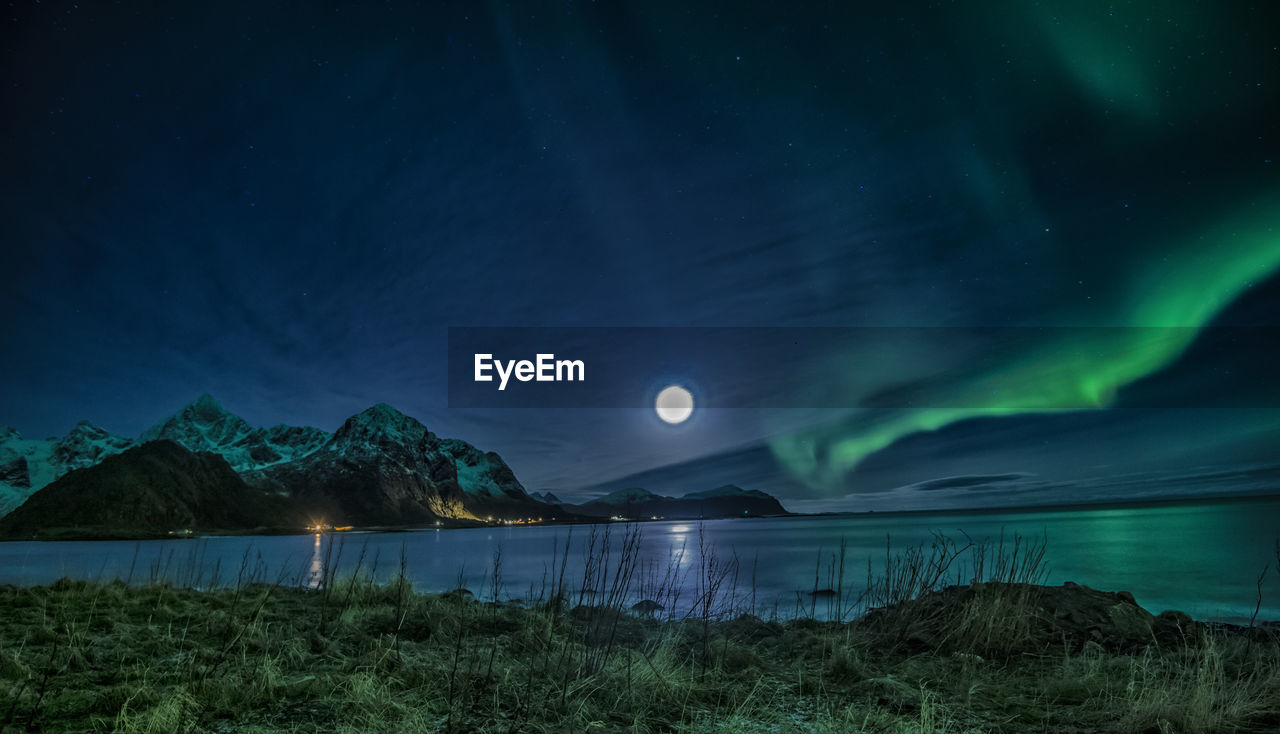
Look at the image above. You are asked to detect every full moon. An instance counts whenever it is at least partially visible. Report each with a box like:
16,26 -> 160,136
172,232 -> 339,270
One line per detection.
655,385 -> 694,424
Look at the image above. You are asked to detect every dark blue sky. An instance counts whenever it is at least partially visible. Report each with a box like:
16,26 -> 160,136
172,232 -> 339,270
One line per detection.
2,1 -> 1277,509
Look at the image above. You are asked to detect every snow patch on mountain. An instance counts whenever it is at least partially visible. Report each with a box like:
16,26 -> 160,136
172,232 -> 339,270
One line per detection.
439,440 -> 519,499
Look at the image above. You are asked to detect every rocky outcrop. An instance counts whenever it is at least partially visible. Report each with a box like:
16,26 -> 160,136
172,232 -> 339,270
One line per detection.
860,581 -> 1213,656
0,456 -> 30,489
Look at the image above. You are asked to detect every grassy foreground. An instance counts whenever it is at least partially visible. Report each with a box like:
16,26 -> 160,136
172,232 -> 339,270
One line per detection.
1,534 -> 1278,733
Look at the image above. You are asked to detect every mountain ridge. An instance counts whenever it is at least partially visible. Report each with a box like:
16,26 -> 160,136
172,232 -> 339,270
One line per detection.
2,396 -> 538,524
1,396 -> 793,534
557,482 -> 790,519
140,393 -> 330,472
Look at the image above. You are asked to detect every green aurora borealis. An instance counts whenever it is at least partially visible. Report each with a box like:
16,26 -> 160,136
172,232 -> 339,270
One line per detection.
754,3 -> 1280,496
774,194 -> 1280,492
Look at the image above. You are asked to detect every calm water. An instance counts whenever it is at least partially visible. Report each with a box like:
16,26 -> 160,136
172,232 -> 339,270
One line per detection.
1,497 -> 1277,622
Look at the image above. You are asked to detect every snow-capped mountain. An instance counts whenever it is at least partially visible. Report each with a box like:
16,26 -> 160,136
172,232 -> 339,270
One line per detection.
2,396 -> 545,526
139,394 -> 329,472
248,403 -> 546,525
0,421 -> 133,515
1,395 -> 789,532
1,395 -> 551,529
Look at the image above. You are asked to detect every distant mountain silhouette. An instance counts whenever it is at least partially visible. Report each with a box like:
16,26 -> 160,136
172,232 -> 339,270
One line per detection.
556,484 -> 789,519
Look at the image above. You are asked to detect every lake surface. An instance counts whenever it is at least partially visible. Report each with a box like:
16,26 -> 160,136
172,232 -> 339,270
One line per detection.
2,496 -> 1277,622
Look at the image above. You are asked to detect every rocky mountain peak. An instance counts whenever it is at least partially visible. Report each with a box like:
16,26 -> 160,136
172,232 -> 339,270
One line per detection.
54,421 -> 130,455
254,404 -> 540,524
65,420 -> 110,439
333,403 -> 432,446
531,490 -> 563,504
188,393 -> 227,419
140,394 -> 252,446
135,396 -> 327,473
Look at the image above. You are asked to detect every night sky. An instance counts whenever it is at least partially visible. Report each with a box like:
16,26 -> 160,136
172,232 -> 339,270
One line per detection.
3,2 -> 1278,510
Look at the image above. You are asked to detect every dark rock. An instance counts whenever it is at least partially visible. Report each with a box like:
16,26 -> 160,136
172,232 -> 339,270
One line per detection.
1153,609 -> 1199,645
0,456 -> 30,488
443,588 -> 474,602
857,581 -> 1169,656
630,599 -> 665,615
718,614 -> 784,643
1106,600 -> 1155,641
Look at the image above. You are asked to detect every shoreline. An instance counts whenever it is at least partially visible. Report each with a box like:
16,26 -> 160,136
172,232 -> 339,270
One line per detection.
3,488 -> 1278,542
0,576 -> 1273,630
0,512 -> 803,543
